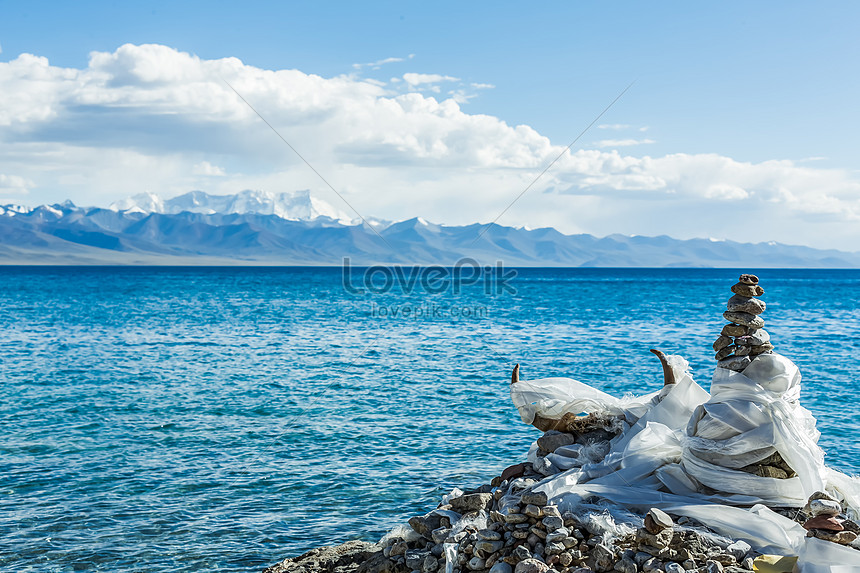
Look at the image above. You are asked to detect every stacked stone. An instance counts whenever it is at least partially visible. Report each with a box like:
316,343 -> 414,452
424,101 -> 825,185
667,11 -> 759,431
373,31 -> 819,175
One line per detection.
802,492 -> 860,546
712,274 -> 774,372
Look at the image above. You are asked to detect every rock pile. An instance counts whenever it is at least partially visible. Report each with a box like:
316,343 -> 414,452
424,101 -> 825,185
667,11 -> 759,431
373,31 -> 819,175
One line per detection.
801,491 -> 860,546
713,274 -> 773,372
367,472 -> 760,573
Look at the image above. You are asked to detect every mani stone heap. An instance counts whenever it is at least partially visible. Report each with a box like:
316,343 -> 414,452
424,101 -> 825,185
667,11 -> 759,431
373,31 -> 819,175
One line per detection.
713,274 -> 775,372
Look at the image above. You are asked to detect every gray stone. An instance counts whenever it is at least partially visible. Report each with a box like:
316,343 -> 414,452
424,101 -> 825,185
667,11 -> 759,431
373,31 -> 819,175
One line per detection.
530,526 -> 547,540
542,505 -> 562,518
431,527 -> 451,544
723,311 -> 765,329
406,549 -> 431,570
513,546 -> 532,562
545,529 -> 568,543
515,558 -> 549,573
731,282 -> 765,297
636,526 -> 673,550
476,539 -> 504,555
703,560 -> 724,573
808,498 -> 842,517
478,529 -> 503,541
409,513 -> 442,538
725,540 -> 751,561
738,274 -> 759,285
647,508 -> 674,531
736,329 -> 770,346
721,323 -> 750,337
542,516 -> 564,531
545,541 -> 566,555
663,563 -> 684,573
490,563 -> 513,573
451,493 -> 493,512
713,335 -> 734,352
523,504 -> 543,518
613,557 -> 637,573
749,343 -> 775,355
718,355 -> 751,372
726,294 -> 766,315
467,556 -> 486,570
810,529 -> 858,545
422,555 -> 439,573
506,513 -> 529,524
715,346 -> 736,361
733,345 -> 751,356
521,491 -> 549,506
591,544 -> 615,573
538,431 -> 577,453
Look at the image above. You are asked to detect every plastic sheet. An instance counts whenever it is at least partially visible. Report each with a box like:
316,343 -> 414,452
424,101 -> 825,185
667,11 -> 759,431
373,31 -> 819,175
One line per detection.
513,352 -> 860,572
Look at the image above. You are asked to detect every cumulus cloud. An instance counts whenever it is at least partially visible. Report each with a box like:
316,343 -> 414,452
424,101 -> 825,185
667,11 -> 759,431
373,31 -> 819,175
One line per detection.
2,43 -> 860,249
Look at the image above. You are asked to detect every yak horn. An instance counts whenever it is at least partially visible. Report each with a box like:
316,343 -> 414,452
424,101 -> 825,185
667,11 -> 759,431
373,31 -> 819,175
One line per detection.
650,349 -> 676,386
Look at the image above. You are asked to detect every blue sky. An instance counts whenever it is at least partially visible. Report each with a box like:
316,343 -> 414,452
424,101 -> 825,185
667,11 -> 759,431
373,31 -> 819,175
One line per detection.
1,1 -> 859,248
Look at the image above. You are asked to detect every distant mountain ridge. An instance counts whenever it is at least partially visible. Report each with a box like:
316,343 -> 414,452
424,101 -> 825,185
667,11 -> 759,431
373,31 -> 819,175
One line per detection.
109,189 -> 353,223
1,192 -> 859,267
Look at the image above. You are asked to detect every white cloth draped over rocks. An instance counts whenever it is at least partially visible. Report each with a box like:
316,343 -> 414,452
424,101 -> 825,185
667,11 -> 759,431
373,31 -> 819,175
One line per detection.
509,353 -> 860,572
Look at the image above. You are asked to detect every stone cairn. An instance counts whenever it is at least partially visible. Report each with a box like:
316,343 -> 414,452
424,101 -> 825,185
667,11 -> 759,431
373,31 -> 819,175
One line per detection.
712,274 -> 773,373
802,492 -> 860,546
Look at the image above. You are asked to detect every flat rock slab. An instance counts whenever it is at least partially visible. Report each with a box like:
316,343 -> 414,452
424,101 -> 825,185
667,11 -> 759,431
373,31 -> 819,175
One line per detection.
723,311 -> 765,329
731,283 -> 764,297
726,294 -> 766,315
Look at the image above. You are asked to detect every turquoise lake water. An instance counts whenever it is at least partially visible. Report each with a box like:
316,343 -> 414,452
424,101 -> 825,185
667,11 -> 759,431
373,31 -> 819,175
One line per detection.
1,267 -> 859,572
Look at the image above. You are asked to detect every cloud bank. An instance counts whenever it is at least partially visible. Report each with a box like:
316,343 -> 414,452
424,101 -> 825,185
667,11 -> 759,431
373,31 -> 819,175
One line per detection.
1,43 -> 859,249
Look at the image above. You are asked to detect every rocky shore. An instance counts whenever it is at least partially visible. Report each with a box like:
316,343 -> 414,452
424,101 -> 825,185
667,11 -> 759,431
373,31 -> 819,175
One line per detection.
263,431 -> 859,573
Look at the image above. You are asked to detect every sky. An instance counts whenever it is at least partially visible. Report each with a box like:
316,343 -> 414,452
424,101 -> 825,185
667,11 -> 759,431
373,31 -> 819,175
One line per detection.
1,1 -> 859,249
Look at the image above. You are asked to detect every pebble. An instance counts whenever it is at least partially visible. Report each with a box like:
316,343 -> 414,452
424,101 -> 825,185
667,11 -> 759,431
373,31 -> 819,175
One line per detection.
478,529 -> 503,541
738,329 -> 770,346
514,557 -> 549,573
726,294 -> 766,315
614,557 -> 637,573
513,546 -> 532,561
703,560 -> 724,573
476,539 -> 505,554
725,540 -> 751,561
537,431 -> 577,453
451,493 -> 493,512
808,498 -> 842,517
506,513 -> 529,524
803,515 -> 844,531
545,529 -> 568,543
467,556 -> 486,570
542,506 -> 562,518
524,505 -> 543,518
542,516 -> 564,531
529,526 -> 547,540
715,346 -> 736,361
731,282 -> 765,297
718,355 -> 751,372
647,508 -> 674,531
591,544 -> 615,572
749,343 -> 775,355
723,310 -> 765,329
520,491 -> 549,506
490,563 -> 513,573
809,530 -> 858,545
739,274 -> 759,285
713,335 -> 733,352
721,323 -> 750,337
663,563 -> 684,573
733,345 -> 752,356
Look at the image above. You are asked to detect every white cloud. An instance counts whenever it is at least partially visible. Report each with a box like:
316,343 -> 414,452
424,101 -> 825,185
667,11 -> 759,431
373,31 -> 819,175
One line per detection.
402,73 -> 459,86
192,161 -> 226,176
471,82 -> 495,89
597,124 -> 648,132
594,138 -> 656,148
0,173 -> 35,194
2,43 -> 860,249
352,54 -> 414,70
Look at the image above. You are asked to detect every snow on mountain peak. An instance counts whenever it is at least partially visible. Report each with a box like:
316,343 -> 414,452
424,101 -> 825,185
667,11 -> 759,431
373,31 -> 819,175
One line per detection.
109,190 -> 351,222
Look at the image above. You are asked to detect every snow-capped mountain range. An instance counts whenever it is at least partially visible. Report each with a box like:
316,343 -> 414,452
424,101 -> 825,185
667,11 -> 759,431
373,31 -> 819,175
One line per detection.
2,190 -> 860,266
109,189 -> 353,223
